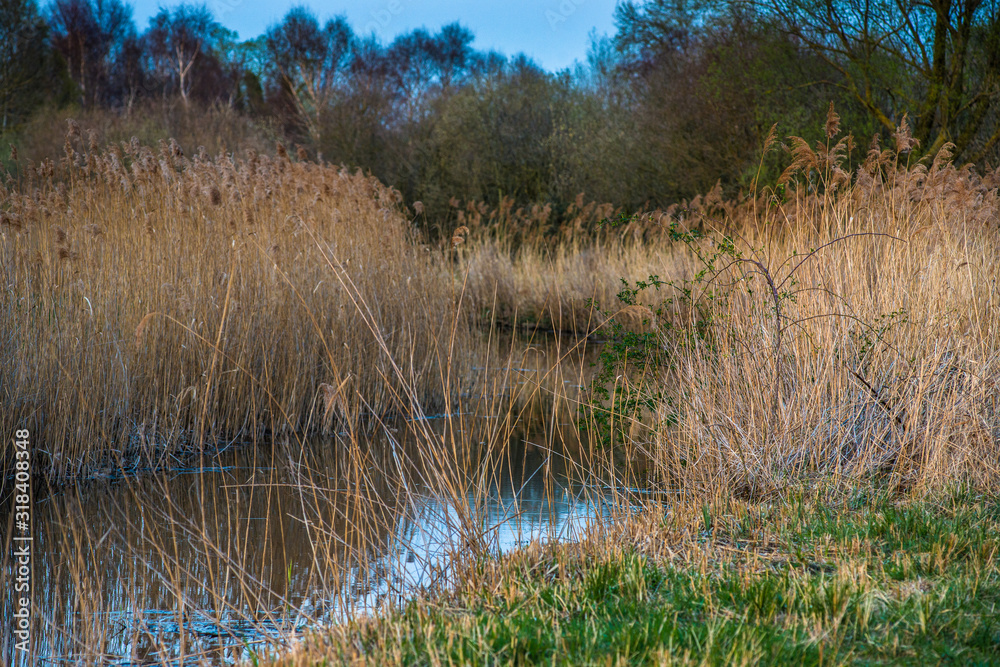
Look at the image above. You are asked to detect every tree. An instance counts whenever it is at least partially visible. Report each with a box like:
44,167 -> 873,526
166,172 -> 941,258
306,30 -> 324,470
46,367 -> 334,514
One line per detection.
47,0 -> 135,107
761,0 -> 1000,161
314,34 -> 393,168
113,33 -> 147,110
613,0 -> 854,199
0,0 -> 52,131
228,34 -> 267,114
265,8 -> 353,139
381,23 -> 474,125
420,56 -> 570,209
144,3 -> 224,107
417,22 -> 475,90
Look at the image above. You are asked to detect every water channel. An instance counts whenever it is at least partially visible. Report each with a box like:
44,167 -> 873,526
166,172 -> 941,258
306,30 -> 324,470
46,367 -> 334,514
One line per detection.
2,335 -> 610,665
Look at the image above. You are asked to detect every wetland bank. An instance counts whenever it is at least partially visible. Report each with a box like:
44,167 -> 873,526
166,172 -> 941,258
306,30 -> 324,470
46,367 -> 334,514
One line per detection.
2,116 -> 1000,664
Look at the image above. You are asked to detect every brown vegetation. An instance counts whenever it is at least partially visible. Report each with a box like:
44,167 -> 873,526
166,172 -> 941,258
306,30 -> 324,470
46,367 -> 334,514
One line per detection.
3,116 -> 999,497
3,112 -> 1000,664
444,122 -> 1000,495
7,103 -> 278,168
0,127 -> 469,484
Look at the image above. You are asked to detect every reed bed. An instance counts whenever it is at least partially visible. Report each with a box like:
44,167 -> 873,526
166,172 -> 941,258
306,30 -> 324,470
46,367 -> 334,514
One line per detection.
564,136 -> 1000,496
459,236 -> 688,334
443,123 -> 1000,495
5,332 -> 597,665
4,103 -> 277,171
648,154 -> 999,494
448,193 -> 706,335
0,127 -> 471,487
3,114 -> 1000,665
265,128 -> 1000,666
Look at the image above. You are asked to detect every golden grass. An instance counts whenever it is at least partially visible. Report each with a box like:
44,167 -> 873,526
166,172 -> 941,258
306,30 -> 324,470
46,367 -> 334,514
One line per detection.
1,129 -> 470,484
459,235 -> 690,334
4,117 -> 997,498
264,160 -> 1000,662
4,103 -> 277,169
4,116 -> 1000,665
451,135 -> 1000,495
638,156 -> 1000,495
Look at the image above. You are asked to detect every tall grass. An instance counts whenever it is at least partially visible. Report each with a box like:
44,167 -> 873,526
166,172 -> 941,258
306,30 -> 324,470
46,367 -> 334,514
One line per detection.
5,116 -> 996,493
260,120 -> 1000,667
5,329 -> 597,665
635,137 -> 1000,495
3,102 -> 278,172
452,125 -> 1000,496
3,113 -> 999,665
0,125 -> 470,486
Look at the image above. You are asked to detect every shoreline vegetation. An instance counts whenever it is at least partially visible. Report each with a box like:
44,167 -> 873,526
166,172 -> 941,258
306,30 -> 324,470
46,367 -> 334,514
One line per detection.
268,486 -> 1000,666
2,110 -> 999,663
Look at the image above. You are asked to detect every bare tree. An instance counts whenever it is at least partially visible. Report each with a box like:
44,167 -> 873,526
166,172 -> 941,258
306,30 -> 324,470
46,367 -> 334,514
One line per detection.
759,0 -> 1000,160
265,8 -> 353,139
47,0 -> 134,107
613,1 -> 844,198
144,3 -> 219,107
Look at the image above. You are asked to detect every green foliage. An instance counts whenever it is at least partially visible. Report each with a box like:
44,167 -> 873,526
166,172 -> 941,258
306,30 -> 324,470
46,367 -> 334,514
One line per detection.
9,0 -> 999,217
330,490 -> 1000,666
761,0 -> 1000,163
585,277 -> 670,452
584,216 -> 739,453
849,307 -> 910,371
614,1 -> 877,200
415,61 -> 569,216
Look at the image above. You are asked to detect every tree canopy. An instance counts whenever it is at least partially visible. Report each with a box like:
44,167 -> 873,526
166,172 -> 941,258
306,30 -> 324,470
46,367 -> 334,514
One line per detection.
2,0 -> 998,219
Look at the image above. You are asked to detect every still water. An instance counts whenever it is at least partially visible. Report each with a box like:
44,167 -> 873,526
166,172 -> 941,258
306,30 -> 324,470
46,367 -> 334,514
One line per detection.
2,337 -> 607,665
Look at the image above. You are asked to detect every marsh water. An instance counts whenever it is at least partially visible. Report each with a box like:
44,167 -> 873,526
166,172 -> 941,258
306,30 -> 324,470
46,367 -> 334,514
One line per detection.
2,335 -> 608,665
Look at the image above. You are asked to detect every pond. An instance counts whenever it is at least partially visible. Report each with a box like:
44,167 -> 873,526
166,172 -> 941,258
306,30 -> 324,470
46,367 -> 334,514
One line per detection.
2,335 -> 611,665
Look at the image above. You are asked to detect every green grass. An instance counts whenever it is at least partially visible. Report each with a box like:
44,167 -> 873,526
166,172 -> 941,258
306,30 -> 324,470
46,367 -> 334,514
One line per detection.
272,487 -> 1000,666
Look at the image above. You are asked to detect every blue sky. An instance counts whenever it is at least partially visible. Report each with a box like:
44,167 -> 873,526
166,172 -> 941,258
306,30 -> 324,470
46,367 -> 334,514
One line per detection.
128,0 -> 622,72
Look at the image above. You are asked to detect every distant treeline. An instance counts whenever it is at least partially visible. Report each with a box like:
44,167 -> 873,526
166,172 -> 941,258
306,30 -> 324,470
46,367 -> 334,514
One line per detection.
2,0 -> 998,221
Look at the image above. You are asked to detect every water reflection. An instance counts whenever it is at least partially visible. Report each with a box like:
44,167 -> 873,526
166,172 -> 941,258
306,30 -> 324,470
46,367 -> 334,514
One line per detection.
3,420 -> 604,665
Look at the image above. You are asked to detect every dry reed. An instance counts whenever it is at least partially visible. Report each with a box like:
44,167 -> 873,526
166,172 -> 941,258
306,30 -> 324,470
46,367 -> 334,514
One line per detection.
0,126 -> 471,486
3,114 -> 999,665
